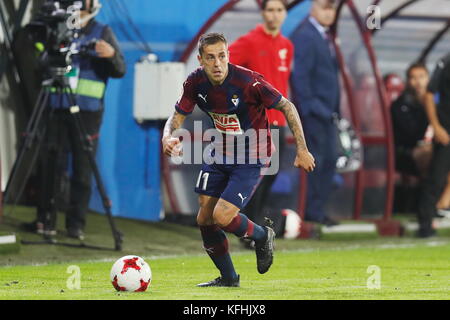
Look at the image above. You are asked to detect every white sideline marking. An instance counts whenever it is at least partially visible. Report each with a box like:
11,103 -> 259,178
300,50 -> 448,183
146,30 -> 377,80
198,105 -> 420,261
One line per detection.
278,240 -> 450,255
0,235 -> 16,245
405,218 -> 450,231
321,224 -> 377,234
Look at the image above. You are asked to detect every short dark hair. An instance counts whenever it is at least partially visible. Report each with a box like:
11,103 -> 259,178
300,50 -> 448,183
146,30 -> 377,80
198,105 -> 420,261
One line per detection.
406,62 -> 428,79
313,0 -> 337,7
261,0 -> 288,10
198,33 -> 228,56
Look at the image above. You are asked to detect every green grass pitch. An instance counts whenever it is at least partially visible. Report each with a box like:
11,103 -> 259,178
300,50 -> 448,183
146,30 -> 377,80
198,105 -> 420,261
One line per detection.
1,241 -> 450,300
0,206 -> 449,300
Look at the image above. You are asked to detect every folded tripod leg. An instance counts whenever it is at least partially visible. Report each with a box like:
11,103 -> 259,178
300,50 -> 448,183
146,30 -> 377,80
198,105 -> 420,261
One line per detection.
64,94 -> 123,251
3,83 -> 51,214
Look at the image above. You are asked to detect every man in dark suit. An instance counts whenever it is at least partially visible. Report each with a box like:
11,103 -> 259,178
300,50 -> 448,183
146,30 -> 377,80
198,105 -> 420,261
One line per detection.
290,0 -> 340,226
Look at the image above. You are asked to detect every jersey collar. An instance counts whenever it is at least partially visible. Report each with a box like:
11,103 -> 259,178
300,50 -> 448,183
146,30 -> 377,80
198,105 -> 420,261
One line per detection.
256,23 -> 281,40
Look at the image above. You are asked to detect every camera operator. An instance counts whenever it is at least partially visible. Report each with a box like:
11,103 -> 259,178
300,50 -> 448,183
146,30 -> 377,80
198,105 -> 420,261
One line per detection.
23,0 -> 126,240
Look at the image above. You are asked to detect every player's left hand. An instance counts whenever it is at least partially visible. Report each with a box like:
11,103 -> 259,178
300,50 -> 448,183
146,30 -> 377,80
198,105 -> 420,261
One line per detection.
95,40 -> 116,58
294,149 -> 315,172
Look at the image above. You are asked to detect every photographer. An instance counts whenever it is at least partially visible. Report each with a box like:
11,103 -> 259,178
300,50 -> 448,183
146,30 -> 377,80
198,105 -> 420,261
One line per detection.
23,0 -> 126,240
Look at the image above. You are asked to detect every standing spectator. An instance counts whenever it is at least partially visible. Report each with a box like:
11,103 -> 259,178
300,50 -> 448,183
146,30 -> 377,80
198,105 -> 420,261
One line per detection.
229,0 -> 293,227
290,0 -> 340,226
417,53 -> 450,237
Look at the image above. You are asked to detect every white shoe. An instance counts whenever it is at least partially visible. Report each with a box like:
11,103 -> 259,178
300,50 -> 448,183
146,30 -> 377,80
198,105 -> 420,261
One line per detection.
437,208 -> 450,219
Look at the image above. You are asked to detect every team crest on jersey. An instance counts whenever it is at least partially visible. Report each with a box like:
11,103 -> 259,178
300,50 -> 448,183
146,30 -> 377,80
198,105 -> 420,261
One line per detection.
231,94 -> 239,107
278,48 -> 289,72
208,112 -> 243,135
279,48 -> 288,60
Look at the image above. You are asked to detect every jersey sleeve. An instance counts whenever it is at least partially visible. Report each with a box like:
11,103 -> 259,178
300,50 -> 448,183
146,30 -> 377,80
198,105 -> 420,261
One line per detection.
175,77 -> 197,115
252,74 -> 283,109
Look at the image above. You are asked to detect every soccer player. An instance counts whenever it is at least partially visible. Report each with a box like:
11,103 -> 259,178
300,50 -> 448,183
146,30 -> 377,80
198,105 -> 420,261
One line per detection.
162,33 -> 315,287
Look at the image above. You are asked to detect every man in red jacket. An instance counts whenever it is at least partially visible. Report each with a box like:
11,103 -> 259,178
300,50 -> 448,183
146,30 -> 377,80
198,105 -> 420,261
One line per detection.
229,0 -> 294,243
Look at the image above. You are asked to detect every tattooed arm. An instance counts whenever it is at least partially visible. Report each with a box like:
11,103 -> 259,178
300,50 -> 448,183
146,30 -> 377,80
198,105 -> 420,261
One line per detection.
274,97 -> 315,172
162,111 -> 187,156
275,97 -> 308,151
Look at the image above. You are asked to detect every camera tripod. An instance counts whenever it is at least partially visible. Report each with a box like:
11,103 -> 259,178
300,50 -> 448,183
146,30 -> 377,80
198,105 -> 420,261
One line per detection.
3,68 -> 123,251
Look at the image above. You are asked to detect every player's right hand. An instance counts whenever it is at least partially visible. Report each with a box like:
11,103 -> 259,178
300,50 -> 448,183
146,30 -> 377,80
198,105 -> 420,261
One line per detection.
162,136 -> 182,157
434,125 -> 450,146
294,149 -> 315,172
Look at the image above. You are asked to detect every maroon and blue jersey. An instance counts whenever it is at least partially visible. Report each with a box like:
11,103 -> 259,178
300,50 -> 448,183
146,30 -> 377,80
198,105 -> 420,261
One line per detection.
175,63 -> 282,165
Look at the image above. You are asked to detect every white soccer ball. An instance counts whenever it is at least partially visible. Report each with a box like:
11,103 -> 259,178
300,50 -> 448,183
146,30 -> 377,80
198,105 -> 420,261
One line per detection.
110,255 -> 152,292
282,209 -> 302,239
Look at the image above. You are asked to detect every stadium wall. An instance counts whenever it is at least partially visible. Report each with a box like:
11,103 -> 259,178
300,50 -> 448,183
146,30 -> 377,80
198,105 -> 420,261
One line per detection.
89,0 -> 229,221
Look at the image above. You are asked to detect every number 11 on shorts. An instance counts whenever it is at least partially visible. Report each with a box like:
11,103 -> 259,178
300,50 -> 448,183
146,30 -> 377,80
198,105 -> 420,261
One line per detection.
196,170 -> 210,191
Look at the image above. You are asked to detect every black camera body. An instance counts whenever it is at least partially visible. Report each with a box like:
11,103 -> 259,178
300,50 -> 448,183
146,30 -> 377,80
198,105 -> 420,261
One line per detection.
26,0 -> 95,75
